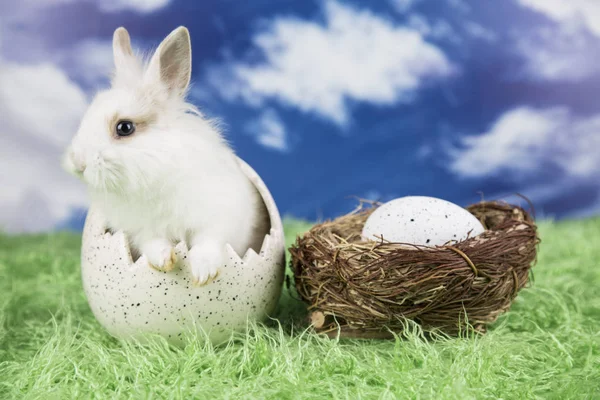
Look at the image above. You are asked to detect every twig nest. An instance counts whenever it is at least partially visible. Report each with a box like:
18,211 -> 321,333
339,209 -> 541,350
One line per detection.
290,201 -> 540,338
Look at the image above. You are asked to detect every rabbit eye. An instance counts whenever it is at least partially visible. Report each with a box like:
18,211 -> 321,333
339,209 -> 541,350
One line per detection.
116,120 -> 136,137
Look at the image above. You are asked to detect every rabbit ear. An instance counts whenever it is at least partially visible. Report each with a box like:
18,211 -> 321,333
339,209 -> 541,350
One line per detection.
146,26 -> 191,97
113,27 -> 134,72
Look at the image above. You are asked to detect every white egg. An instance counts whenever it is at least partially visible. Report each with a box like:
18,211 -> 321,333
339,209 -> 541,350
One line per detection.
80,157 -> 286,345
362,196 -> 485,246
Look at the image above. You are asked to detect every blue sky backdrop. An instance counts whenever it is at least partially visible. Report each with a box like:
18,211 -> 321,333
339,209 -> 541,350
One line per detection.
1,0 -> 599,232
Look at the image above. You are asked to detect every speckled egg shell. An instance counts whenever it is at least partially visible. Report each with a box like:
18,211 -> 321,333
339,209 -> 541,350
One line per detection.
361,196 -> 485,246
80,157 -> 286,345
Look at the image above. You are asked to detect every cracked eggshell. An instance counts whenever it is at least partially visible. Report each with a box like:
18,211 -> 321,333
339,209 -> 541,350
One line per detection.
80,157 -> 286,345
362,196 -> 485,246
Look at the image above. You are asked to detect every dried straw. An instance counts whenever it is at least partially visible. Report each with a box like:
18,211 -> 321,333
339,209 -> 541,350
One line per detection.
289,201 -> 540,338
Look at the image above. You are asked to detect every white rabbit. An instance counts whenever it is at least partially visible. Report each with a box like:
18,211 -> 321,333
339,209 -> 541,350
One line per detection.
62,26 -> 268,286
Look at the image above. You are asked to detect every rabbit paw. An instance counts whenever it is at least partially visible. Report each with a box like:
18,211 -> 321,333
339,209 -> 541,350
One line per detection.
188,243 -> 223,286
142,239 -> 177,272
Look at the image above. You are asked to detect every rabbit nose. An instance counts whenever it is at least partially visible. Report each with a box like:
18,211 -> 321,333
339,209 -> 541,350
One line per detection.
71,150 -> 86,173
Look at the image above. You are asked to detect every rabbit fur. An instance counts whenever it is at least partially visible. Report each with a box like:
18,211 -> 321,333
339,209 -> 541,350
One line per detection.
63,26 -> 267,285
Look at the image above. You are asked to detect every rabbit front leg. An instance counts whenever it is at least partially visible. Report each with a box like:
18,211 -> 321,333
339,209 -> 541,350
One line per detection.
188,237 -> 224,286
140,238 -> 177,272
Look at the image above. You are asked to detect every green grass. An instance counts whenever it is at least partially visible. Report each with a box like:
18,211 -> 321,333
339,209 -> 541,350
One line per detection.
1,218 -> 599,399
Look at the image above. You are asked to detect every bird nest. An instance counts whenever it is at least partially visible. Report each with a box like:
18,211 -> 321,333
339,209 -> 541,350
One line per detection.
289,200 -> 540,338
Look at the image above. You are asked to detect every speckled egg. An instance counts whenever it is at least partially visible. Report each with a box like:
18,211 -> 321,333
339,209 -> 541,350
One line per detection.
361,196 -> 485,246
80,158 -> 286,345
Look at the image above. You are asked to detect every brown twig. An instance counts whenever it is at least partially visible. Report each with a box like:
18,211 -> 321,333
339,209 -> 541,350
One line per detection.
289,200 -> 540,338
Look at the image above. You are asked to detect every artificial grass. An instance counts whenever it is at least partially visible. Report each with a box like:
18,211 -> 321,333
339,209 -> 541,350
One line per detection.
0,218 -> 599,399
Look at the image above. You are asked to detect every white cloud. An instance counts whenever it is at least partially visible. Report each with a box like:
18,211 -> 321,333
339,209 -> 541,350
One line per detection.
209,0 -> 454,125
515,0 -> 600,81
0,60 -> 88,233
450,106 -> 600,179
247,110 -> 289,152
449,106 -> 600,216
515,25 -> 599,82
407,14 -> 461,44
391,0 -> 470,14
448,0 -> 471,14
0,26 -> 115,89
517,0 -> 600,36
6,0 -> 171,14
405,15 -> 495,45
463,21 -> 497,42
57,39 -> 114,87
450,107 -> 564,178
449,106 -> 600,211
416,144 -> 433,159
392,0 -> 421,13
97,0 -> 171,13
1,63 -> 87,148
